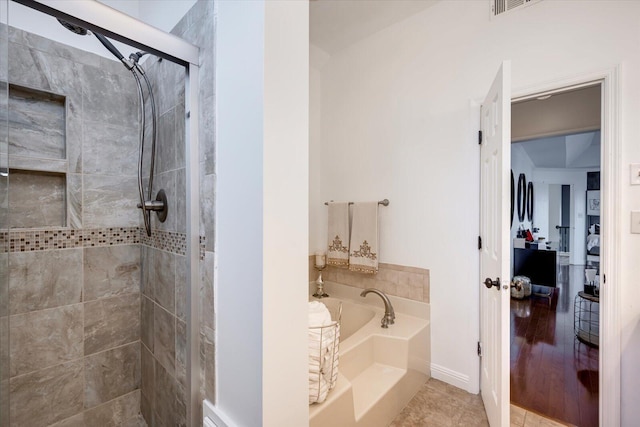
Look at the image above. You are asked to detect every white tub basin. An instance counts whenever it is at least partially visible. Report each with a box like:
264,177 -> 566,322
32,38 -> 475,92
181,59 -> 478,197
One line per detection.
309,288 -> 430,427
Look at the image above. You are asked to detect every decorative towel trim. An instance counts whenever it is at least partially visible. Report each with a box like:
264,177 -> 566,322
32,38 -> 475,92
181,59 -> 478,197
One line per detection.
327,202 -> 350,268
327,235 -> 349,267
349,240 -> 378,274
351,240 -> 377,260
348,202 -> 379,274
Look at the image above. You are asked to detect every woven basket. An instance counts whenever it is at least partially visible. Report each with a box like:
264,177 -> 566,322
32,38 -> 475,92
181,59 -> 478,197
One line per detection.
511,276 -> 532,299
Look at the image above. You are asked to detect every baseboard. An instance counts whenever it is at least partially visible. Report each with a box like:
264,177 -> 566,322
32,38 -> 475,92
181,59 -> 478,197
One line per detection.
203,399 -> 233,427
430,363 -> 471,391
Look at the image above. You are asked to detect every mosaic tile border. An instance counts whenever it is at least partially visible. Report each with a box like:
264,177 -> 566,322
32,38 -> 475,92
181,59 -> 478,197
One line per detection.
0,227 -> 206,258
0,227 -> 140,252
136,229 -> 205,259
140,229 -> 187,255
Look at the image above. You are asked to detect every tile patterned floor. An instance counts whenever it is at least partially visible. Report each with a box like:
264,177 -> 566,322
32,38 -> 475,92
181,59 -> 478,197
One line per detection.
390,379 -> 571,426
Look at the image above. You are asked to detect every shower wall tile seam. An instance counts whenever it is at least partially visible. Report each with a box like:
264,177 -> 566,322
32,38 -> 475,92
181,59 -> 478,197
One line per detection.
8,300 -> 84,320
6,339 -> 143,382
49,389 -> 142,427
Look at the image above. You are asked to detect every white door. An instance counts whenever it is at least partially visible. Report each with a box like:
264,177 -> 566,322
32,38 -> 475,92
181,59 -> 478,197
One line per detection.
480,61 -> 511,427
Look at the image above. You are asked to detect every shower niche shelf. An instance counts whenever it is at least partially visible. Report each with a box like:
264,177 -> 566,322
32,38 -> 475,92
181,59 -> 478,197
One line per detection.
7,84 -> 69,229
8,84 -> 66,160
9,170 -> 67,228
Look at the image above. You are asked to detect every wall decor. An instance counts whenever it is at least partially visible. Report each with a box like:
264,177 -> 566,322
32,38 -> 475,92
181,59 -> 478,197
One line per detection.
517,173 -> 527,222
587,190 -> 600,215
511,170 -> 515,226
526,181 -> 534,222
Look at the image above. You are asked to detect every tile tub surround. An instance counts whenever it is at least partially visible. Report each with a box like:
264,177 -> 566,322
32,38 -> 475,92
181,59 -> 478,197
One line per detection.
309,255 -> 430,303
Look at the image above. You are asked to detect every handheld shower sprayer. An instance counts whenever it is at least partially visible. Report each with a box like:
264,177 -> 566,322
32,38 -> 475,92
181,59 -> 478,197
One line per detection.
57,18 -> 166,236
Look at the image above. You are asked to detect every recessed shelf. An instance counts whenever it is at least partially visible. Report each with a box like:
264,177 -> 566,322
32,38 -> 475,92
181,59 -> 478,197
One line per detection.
9,170 -> 66,228
8,84 -> 66,160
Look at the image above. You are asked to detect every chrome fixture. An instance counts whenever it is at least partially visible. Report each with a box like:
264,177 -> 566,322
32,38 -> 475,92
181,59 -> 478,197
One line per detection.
324,198 -> 390,206
57,19 -> 167,236
313,252 -> 328,298
360,288 -> 395,328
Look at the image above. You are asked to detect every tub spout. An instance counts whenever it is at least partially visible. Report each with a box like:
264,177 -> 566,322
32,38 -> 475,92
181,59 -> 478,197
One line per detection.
360,288 -> 395,328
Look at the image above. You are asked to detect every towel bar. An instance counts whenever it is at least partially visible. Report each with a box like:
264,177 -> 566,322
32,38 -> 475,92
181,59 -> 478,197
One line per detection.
324,199 -> 389,206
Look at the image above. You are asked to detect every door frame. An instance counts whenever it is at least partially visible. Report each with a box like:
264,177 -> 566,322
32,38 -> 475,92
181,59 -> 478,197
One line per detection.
509,67 -> 620,426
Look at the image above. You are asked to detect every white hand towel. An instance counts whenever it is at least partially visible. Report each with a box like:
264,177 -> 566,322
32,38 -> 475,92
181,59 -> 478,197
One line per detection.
327,202 -> 350,267
349,202 -> 379,274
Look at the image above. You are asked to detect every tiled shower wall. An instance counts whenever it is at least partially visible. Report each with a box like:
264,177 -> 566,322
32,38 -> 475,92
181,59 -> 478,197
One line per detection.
4,27 -> 144,426
139,1 -> 215,426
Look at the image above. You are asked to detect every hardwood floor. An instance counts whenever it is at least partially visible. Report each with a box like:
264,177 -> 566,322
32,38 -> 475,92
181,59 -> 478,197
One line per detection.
510,264 -> 599,427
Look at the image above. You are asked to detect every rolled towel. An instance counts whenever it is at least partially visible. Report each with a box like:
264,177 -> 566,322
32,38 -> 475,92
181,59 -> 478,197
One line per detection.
309,301 -> 337,404
309,301 -> 332,327
309,375 -> 329,404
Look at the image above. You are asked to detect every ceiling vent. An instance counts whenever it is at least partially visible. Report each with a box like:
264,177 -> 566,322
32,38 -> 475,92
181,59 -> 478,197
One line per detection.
492,0 -> 541,17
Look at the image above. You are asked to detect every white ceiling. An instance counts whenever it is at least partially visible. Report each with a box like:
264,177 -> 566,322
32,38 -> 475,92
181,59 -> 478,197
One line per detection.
515,131 -> 601,169
310,0 -> 440,54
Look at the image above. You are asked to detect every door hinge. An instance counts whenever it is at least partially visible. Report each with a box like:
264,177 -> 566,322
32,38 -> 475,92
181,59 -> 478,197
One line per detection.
478,236 -> 482,250
477,341 -> 482,357
603,274 -> 606,284
478,130 -> 483,145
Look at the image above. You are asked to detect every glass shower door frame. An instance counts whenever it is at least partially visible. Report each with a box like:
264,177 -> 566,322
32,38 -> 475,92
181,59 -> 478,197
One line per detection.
2,0 -> 202,425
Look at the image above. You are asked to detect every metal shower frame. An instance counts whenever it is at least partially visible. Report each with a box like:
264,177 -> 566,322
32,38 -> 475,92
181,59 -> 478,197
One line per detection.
7,0 -> 202,425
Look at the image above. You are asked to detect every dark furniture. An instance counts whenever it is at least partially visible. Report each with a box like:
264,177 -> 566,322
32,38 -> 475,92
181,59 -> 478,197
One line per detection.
513,248 -> 557,288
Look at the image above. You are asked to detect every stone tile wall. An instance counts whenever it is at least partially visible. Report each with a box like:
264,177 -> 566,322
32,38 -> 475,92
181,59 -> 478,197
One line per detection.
8,26 -> 140,230
8,244 -> 141,427
4,27 -> 144,427
137,3 -> 216,426
309,256 -> 430,303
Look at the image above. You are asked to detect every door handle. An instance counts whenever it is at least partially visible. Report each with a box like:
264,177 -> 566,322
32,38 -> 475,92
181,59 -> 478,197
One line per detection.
484,277 -> 501,290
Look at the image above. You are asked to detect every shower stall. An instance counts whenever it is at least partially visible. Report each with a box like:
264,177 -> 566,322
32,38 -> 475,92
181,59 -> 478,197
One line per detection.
0,0 -> 215,425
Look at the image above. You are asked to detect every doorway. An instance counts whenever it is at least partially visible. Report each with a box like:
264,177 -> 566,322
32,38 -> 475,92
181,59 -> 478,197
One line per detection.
509,84 -> 601,426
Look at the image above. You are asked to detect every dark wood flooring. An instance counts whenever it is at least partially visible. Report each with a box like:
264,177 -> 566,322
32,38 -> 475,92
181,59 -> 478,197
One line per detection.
510,264 -> 599,427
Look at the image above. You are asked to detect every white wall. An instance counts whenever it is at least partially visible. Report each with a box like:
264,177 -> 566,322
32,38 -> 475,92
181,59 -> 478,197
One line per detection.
215,1 -> 264,424
547,184 -> 561,244
533,168 -> 590,265
217,1 -> 309,426
310,1 -> 640,415
534,183 -> 550,241
309,45 -> 329,253
263,0 -> 309,425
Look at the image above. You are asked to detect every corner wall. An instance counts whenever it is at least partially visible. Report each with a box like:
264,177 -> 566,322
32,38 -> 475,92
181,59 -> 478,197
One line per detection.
216,1 -> 309,425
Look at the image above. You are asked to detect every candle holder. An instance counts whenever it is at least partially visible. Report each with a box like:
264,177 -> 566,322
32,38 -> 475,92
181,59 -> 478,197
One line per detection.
313,264 -> 329,298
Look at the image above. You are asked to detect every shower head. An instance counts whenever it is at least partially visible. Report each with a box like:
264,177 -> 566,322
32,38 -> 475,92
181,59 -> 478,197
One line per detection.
56,18 -> 134,71
57,19 -> 89,36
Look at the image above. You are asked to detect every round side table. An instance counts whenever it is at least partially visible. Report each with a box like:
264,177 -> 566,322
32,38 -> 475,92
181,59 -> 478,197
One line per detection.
574,291 -> 599,347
